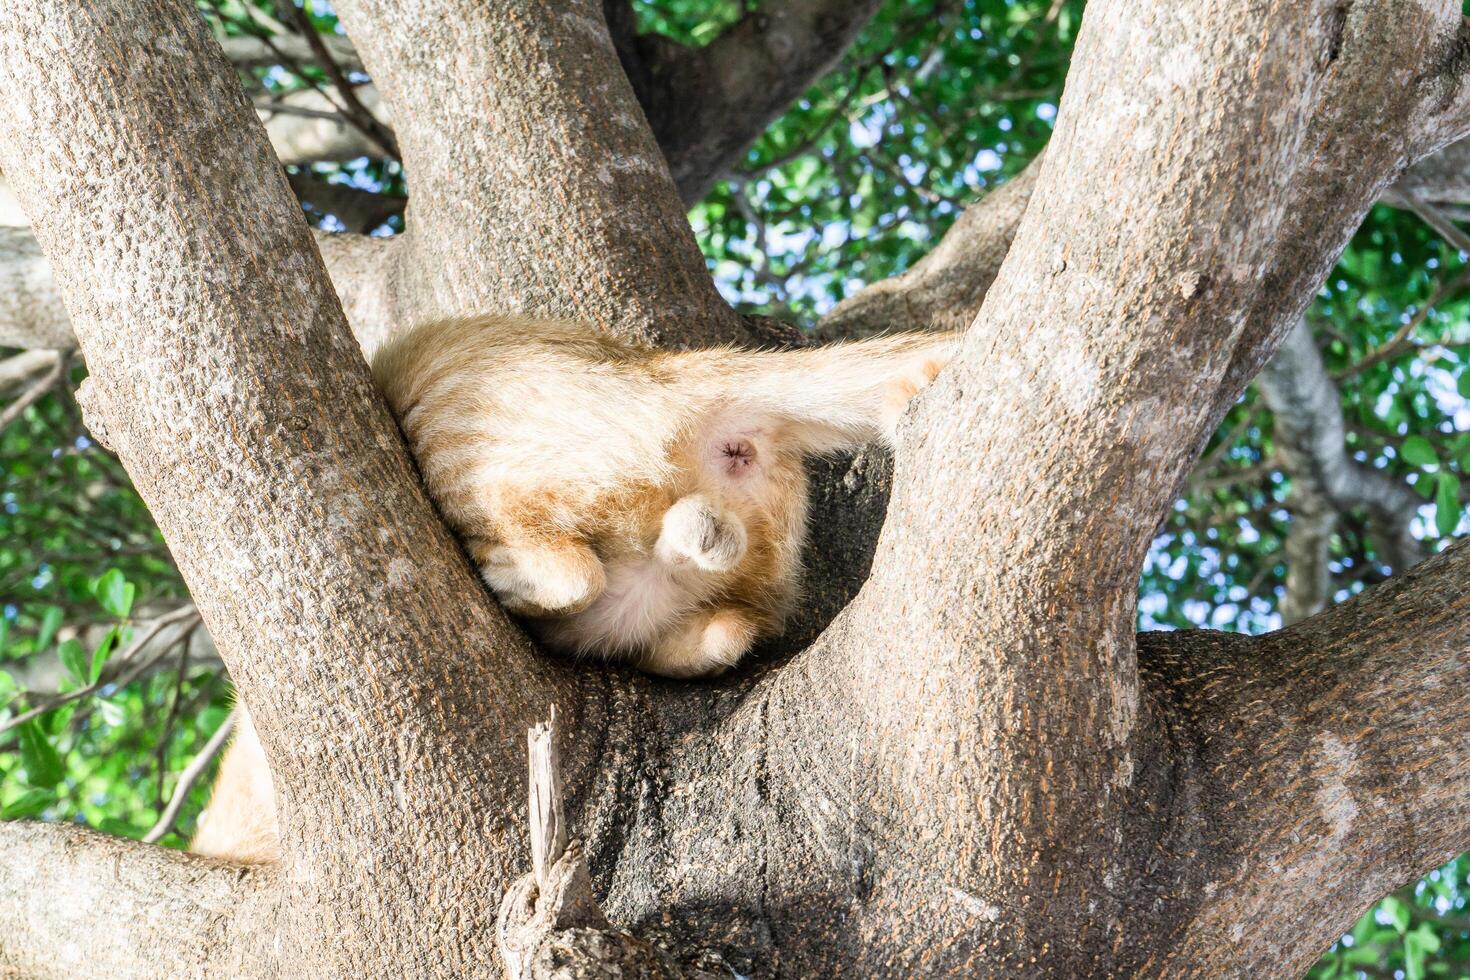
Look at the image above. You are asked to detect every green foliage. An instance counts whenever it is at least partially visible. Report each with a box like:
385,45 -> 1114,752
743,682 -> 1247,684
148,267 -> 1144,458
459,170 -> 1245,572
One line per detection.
0,1 -> 1466,972
690,0 -> 1077,320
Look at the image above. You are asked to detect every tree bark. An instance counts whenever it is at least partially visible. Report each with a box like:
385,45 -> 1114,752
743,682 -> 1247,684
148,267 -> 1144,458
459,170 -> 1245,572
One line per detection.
0,2 -> 565,973
332,0 -> 741,347
2,1 -> 1470,978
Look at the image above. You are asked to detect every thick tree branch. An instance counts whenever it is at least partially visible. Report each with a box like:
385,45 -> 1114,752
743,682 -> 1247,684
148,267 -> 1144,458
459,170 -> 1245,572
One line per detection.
0,226 -> 396,354
1145,537 -> 1470,976
757,6 -> 1342,971
606,0 -> 883,205
334,0 -> 741,347
0,822 -> 272,979
0,2 -> 573,972
1217,2 -> 1470,411
1258,319 -> 1430,622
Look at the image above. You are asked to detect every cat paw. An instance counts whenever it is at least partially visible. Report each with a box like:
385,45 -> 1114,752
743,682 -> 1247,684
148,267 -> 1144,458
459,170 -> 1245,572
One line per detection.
642,607 -> 756,678
480,541 -> 606,616
655,495 -> 747,573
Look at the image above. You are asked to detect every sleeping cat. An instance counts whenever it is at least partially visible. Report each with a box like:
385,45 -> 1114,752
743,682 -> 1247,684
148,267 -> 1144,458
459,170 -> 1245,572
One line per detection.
190,315 -> 952,863
371,315 -> 955,678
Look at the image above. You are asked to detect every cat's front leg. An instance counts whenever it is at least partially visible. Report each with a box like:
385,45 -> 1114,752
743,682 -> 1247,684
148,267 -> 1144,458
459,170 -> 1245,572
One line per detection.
655,494 -> 747,573
475,537 -> 606,617
642,606 -> 758,678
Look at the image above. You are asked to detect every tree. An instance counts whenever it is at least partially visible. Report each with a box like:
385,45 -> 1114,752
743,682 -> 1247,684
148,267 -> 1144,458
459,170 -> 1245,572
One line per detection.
1,0 -> 1470,976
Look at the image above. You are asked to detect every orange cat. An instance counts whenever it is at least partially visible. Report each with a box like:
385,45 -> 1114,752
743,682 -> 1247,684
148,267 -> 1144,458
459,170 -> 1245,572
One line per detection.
372,316 -> 954,677
191,315 -> 952,862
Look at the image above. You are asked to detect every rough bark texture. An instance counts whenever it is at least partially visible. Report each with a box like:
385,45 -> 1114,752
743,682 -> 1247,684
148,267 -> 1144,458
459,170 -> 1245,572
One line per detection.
2,0 -> 1470,978
0,2 -> 563,973
0,823 -> 271,978
0,226 -> 392,353
333,0 -> 741,348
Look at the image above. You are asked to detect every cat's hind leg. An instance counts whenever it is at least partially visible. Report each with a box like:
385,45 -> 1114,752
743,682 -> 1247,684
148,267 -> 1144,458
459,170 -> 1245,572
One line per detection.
642,606 -> 759,678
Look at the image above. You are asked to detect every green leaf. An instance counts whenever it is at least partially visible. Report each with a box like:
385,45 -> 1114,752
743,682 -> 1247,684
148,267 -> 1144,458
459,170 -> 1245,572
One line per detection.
1458,370 -> 1470,400
1401,435 -> 1439,468
88,626 -> 119,685
1383,895 -> 1410,934
1404,923 -> 1442,980
96,698 -> 128,728
18,721 -> 65,789
34,606 -> 62,653
1436,472 -> 1462,538
0,788 -> 55,820
0,669 -> 15,707
57,637 -> 88,687
93,569 -> 136,619
0,616 -> 9,655
97,817 -> 145,838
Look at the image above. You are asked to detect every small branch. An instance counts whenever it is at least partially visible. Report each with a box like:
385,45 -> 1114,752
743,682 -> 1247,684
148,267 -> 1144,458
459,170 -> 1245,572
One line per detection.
1335,261 -> 1470,380
527,705 -> 566,890
0,605 -> 201,738
5,602 -> 219,700
217,30 -> 359,72
1258,319 -> 1428,621
0,351 -> 64,430
0,349 -> 60,397
143,707 -> 237,844
272,1 -> 398,159
1401,193 -> 1470,253
255,85 -> 389,166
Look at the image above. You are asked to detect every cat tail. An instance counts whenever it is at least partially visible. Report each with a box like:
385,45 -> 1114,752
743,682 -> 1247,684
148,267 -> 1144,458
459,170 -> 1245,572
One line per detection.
695,330 -> 959,454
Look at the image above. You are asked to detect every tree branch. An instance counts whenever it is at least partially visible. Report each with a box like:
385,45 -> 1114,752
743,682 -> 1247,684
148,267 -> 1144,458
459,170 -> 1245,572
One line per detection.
0,225 -> 396,354
1145,537 -> 1470,976
0,349 -> 59,396
1257,319 -> 1430,622
0,822 -> 272,979
5,602 -> 221,699
607,0 -> 883,205
255,84 -> 389,165
815,152 -> 1042,339
143,708 -> 238,845
334,0 -> 741,347
0,2 -> 572,970
762,6 -> 1342,960
219,29 -> 360,72
1217,1 -> 1470,413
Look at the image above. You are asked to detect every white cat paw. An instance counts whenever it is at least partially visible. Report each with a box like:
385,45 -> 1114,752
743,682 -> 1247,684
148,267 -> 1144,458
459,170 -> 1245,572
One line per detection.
655,495 -> 747,573
481,542 -> 605,616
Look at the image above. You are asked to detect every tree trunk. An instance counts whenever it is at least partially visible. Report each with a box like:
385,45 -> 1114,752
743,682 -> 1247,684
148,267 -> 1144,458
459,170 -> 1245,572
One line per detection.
2,1 -> 1470,978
